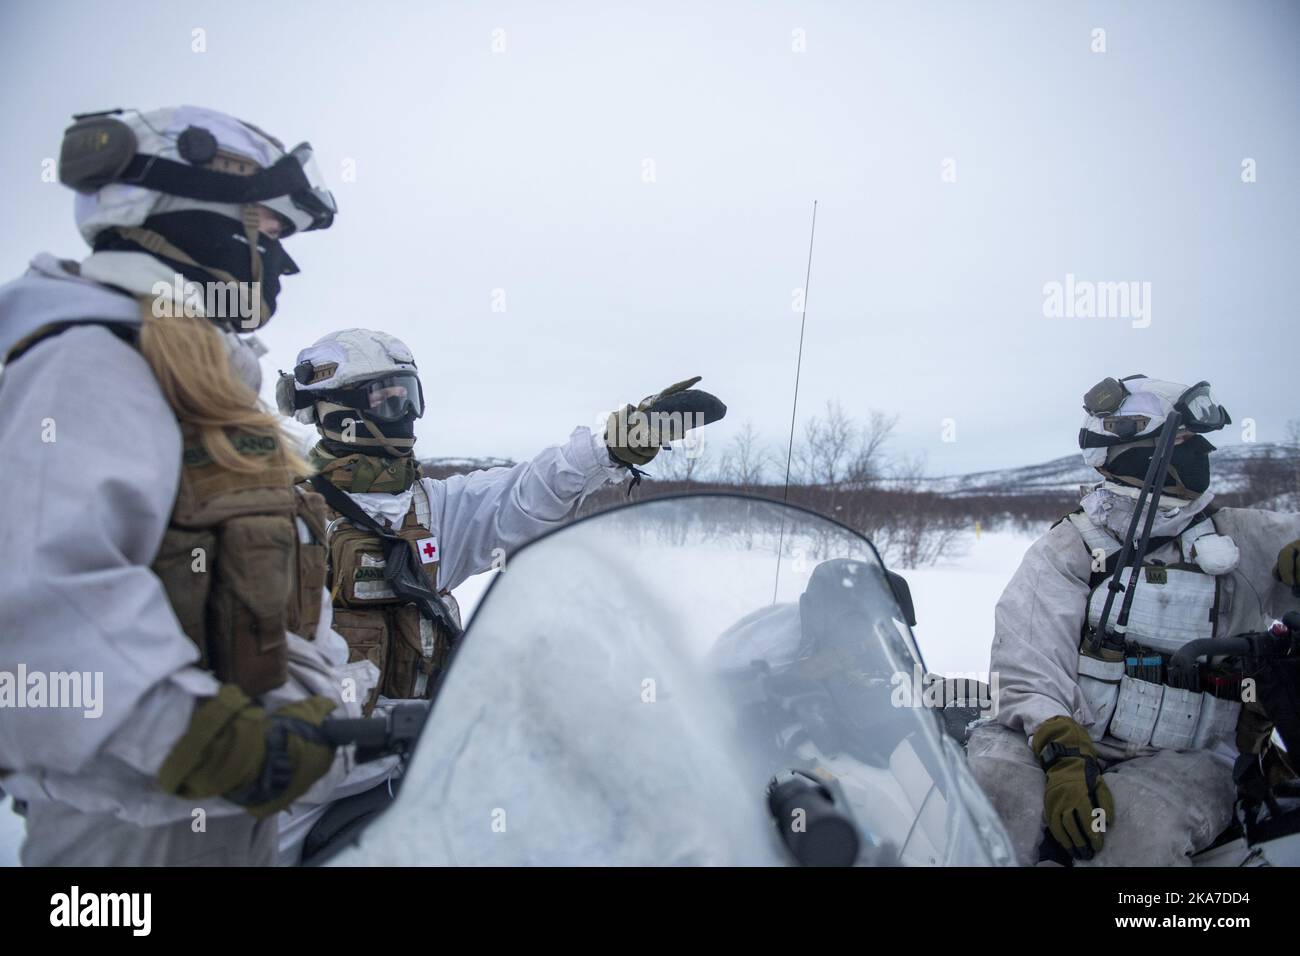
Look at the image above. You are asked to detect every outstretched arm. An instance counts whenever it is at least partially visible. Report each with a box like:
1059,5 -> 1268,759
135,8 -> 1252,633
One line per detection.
425,426 -> 625,592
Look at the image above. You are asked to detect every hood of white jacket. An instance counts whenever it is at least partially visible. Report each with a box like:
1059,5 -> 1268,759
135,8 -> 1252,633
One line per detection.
1080,480 -> 1215,542
1,251 -> 265,392
0,253 -> 140,360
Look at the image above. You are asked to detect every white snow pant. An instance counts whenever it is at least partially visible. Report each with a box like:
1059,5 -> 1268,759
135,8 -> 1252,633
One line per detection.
18,799 -> 276,866
967,722 -> 1237,866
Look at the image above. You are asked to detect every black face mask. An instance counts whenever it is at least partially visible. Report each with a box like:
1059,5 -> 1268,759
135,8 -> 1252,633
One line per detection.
1168,440 -> 1213,496
95,209 -> 299,324
319,407 -> 417,459
368,413 -> 416,443
1108,435 -> 1214,498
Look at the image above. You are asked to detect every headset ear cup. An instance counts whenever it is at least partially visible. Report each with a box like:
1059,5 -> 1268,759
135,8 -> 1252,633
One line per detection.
59,116 -> 139,193
274,372 -> 298,417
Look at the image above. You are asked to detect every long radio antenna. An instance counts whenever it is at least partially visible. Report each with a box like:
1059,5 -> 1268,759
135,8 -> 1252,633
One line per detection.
773,200 -> 818,603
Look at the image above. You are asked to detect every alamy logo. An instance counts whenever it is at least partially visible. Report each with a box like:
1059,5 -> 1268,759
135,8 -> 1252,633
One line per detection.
49,886 -> 151,936
151,274 -> 263,329
890,666 -> 999,716
604,410 -> 709,458
0,667 -> 103,718
1042,273 -> 1151,328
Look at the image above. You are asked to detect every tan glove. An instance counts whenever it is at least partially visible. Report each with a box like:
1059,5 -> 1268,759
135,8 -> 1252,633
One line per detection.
605,376 -> 727,467
1033,715 -> 1115,860
158,684 -> 338,819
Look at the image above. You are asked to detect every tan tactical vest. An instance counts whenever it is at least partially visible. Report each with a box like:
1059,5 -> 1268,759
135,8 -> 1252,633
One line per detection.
152,426 -> 328,697
311,481 -> 459,711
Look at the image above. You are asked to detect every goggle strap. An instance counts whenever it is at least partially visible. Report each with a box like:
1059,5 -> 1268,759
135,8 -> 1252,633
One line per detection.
118,151 -> 318,208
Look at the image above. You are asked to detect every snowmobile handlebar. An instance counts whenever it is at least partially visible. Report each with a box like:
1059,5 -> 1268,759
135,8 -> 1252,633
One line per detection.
1165,611 -> 1300,690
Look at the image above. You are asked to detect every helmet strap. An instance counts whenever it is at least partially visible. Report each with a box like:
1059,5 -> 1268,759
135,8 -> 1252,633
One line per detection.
241,203 -> 264,290
112,223 -> 270,327
314,399 -> 416,458
1097,468 -> 1198,503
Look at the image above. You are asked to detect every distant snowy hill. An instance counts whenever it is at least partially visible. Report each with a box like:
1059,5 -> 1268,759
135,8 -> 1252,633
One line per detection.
914,442 -> 1300,498
282,414 -> 1297,507
418,456 -> 516,479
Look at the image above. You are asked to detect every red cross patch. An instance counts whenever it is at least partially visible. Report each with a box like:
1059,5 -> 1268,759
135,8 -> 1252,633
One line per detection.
416,536 -> 439,564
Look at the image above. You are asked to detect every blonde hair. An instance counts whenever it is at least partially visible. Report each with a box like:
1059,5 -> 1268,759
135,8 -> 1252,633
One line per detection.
138,306 -> 307,476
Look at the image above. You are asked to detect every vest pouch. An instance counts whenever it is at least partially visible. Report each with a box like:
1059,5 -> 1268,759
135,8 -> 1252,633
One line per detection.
331,607 -> 389,713
288,489 -> 329,639
292,537 -> 327,639
330,526 -> 398,607
388,605 -> 443,700
1192,692 -> 1242,750
1086,567 -> 1218,655
1076,652 -> 1124,742
209,513 -> 294,697
152,527 -> 218,663
1109,675 -> 1162,746
1149,685 -> 1203,750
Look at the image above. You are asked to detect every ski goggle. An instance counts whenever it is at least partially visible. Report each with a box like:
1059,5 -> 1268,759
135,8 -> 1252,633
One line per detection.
258,143 -> 337,235
326,374 -> 425,422
1174,381 -> 1231,433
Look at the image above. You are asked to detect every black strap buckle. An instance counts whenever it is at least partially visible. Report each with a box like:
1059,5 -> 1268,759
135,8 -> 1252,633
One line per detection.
1039,741 -> 1081,770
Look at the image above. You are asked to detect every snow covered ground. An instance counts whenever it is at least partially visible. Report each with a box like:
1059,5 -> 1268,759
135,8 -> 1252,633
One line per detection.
0,526 -> 1038,866
906,527 -> 1036,676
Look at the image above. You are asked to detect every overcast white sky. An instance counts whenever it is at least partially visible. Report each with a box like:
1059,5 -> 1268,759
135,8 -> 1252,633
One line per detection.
2,0 -> 1296,474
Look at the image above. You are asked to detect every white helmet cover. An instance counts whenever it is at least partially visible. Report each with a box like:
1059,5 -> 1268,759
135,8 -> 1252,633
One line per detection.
70,105 -> 324,245
278,328 -> 419,424
1079,375 -> 1194,468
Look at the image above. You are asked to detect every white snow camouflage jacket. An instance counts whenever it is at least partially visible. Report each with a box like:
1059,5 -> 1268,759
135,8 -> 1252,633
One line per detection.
990,498 -> 1300,762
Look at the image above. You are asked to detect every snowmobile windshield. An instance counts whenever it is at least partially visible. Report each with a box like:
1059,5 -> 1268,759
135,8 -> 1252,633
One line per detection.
332,494 -> 1014,867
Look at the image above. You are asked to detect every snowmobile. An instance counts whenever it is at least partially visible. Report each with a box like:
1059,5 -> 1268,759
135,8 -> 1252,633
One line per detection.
310,492 -> 1016,866
309,492 -> 1300,866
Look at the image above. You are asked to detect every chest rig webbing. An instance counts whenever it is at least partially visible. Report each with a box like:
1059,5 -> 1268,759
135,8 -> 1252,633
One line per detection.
1066,508 -> 1246,753
308,478 -> 459,711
